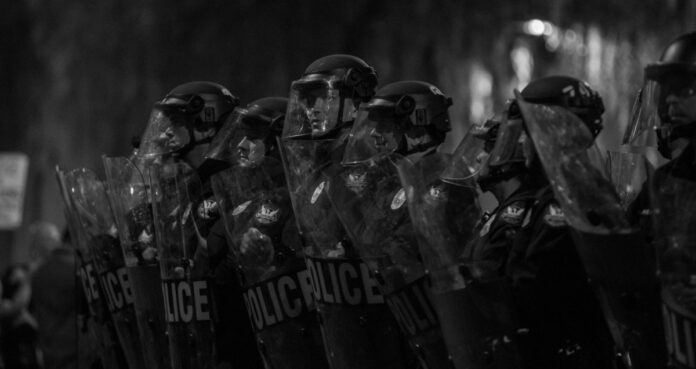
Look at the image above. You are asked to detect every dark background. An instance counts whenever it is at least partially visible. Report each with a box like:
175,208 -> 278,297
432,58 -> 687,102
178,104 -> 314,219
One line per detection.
1,0 -> 695,267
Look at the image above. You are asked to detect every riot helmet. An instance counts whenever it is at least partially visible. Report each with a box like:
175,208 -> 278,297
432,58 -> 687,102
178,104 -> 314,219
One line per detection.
624,32 -> 696,158
138,81 -> 239,161
487,76 -> 604,181
205,97 -> 288,169
517,75 -> 604,137
342,80 -> 452,165
282,54 -> 378,140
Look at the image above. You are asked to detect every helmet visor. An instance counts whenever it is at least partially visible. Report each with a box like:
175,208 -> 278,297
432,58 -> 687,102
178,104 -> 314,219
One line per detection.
487,117 -> 530,168
440,122 -> 489,184
342,101 -> 403,165
227,125 -> 268,168
204,109 -> 241,164
282,76 -> 344,139
138,108 -> 194,158
624,75 -> 696,147
623,83 -> 661,147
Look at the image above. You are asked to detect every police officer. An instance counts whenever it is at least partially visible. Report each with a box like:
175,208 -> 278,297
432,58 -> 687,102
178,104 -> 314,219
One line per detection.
280,53 -> 378,259
137,81 -> 263,369
282,55 -> 421,369
624,31 -> 696,368
491,76 -> 616,368
209,97 -> 330,369
421,111 -> 527,368
627,31 -> 696,218
460,111 -> 541,280
138,81 -> 238,175
337,80 -> 457,369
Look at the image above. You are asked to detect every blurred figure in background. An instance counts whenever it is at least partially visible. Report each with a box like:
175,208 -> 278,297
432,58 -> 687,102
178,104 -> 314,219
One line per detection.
27,222 -> 62,273
1,263 -> 40,368
30,227 -> 80,369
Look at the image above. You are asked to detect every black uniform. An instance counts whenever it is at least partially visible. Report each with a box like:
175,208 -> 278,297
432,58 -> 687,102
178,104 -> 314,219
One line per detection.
507,185 -> 615,369
196,173 -> 264,369
464,186 -> 537,279
626,143 -> 696,368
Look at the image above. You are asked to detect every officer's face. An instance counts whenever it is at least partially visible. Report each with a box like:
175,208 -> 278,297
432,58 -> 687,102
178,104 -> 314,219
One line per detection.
309,95 -> 331,134
236,136 -> 266,167
663,80 -> 696,125
155,114 -> 192,151
301,86 -> 339,136
370,116 -> 401,153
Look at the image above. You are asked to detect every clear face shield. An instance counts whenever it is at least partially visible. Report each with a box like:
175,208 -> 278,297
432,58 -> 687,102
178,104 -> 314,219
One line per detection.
205,109 -> 270,168
138,107 -> 195,159
440,120 -> 493,185
486,116 -> 533,172
342,101 -> 404,165
282,75 -> 350,139
623,84 -> 661,148
624,74 -> 696,150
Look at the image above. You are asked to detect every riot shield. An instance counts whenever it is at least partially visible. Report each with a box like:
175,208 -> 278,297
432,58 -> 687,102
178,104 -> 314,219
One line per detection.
397,153 -> 522,369
649,171 -> 696,369
55,167 -> 128,369
517,93 -> 665,368
103,155 -> 170,369
211,157 -> 328,369
148,158 -> 216,369
63,168 -> 147,369
327,154 -> 453,369
279,138 -> 417,369
606,150 -> 652,210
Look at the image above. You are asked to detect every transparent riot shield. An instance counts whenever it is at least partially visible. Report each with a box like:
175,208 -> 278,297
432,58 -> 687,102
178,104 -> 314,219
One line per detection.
397,153 -> 522,369
55,167 -> 128,369
211,157 -> 328,369
606,150 -> 652,210
63,168 -> 147,369
517,93 -> 665,368
327,154 -> 453,369
279,138 -> 416,369
148,158 -> 216,369
103,156 -> 170,369
649,171 -> 696,369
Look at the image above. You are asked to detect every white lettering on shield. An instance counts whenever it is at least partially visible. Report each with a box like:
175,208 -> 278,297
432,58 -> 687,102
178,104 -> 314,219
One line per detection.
305,257 -> 383,306
79,263 -> 100,304
161,280 -> 211,323
242,269 -> 315,331
384,277 -> 438,337
99,267 -> 135,313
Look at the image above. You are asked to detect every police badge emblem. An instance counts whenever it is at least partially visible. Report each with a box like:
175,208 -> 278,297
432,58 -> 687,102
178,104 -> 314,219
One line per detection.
346,170 -> 368,194
255,203 -> 280,224
500,202 -> 526,225
543,203 -> 566,227
197,199 -> 218,219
